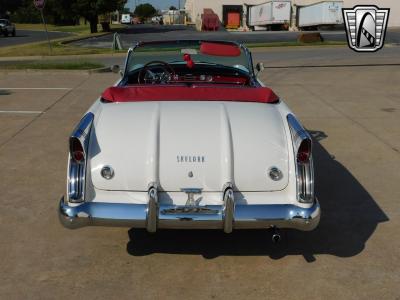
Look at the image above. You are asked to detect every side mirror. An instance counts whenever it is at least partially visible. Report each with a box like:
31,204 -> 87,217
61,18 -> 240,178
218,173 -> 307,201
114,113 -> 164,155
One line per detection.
256,62 -> 265,75
111,64 -> 120,74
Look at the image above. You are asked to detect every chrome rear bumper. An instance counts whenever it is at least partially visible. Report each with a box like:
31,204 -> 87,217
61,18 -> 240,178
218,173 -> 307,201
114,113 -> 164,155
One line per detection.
59,197 -> 320,232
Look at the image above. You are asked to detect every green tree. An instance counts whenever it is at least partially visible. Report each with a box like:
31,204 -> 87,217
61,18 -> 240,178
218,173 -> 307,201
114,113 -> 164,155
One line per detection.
73,0 -> 127,33
121,7 -> 130,14
11,0 -> 76,25
51,0 -> 79,25
134,3 -> 156,21
11,0 -> 41,23
0,0 -> 23,16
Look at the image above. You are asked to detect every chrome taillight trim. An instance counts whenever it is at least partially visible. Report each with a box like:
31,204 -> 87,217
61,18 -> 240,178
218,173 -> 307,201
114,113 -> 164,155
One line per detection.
68,113 -> 94,203
287,114 -> 314,203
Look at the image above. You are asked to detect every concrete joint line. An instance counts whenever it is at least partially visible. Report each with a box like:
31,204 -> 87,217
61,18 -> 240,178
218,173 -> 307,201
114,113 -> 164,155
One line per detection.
0,76 -> 91,151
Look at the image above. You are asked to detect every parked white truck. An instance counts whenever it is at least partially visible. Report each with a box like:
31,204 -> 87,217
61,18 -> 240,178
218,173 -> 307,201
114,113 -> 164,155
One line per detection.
121,14 -> 131,24
248,0 -> 291,31
298,1 -> 343,29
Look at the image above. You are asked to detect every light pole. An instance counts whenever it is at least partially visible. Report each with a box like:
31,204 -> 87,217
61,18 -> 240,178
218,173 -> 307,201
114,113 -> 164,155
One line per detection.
178,0 -> 181,24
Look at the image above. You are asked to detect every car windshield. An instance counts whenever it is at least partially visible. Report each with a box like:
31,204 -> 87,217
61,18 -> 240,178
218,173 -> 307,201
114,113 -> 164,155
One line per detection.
0,20 -> 7,24
122,40 -> 254,86
126,40 -> 251,74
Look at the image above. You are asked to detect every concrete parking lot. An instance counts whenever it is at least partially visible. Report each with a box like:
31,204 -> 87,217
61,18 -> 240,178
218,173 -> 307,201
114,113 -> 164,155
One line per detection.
0,56 -> 399,298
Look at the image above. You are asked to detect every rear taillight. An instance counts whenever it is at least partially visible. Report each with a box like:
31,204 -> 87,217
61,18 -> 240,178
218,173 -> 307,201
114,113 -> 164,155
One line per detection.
68,113 -> 94,203
297,139 -> 311,164
70,137 -> 85,163
287,114 -> 314,204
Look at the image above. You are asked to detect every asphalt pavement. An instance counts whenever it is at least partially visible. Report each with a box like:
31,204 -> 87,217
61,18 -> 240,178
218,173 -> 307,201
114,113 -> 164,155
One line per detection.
0,52 -> 399,299
0,30 -> 71,48
71,24 -> 400,49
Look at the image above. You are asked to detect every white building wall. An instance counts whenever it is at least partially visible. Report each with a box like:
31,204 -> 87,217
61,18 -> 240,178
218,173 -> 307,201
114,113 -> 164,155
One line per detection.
185,0 -> 400,27
344,0 -> 399,27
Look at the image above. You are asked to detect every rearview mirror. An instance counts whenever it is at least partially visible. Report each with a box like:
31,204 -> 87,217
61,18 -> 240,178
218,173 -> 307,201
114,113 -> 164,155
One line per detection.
256,62 -> 265,75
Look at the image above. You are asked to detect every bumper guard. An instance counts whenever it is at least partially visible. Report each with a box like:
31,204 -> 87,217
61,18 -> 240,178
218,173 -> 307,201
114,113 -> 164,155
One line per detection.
59,196 -> 320,232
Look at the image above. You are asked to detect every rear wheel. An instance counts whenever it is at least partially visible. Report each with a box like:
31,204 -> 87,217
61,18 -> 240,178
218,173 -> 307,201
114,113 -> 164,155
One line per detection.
12,29 -> 16,37
4,30 -> 8,37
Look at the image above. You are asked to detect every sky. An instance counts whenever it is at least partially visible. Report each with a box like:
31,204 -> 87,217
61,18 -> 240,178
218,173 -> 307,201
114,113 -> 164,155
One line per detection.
125,0 -> 184,11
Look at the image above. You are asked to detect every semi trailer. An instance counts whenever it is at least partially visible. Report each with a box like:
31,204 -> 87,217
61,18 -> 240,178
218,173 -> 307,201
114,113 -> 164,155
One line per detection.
248,1 -> 291,31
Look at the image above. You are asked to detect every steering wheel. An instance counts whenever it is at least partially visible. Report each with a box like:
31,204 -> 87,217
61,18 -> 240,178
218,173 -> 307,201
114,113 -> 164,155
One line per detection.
138,60 -> 175,84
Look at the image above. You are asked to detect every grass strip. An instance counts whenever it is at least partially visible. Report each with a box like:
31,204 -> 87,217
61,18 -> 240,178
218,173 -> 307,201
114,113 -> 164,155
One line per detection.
15,23 -> 126,35
0,61 -> 105,70
0,38 -> 347,58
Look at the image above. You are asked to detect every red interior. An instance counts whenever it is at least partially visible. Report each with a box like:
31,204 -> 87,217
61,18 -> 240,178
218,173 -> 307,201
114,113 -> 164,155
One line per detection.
200,42 -> 241,57
101,86 -> 279,103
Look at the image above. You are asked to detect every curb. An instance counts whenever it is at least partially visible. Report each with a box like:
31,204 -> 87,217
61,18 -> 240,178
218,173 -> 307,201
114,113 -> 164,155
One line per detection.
60,25 -> 127,45
89,66 -> 112,74
60,32 -> 113,45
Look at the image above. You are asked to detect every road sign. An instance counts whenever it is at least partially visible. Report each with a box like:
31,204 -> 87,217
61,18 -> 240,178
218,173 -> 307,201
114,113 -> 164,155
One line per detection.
33,0 -> 51,54
33,0 -> 45,10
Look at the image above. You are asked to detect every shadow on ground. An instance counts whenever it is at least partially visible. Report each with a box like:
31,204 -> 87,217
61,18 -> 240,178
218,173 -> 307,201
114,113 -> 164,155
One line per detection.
0,90 -> 11,95
126,130 -> 388,261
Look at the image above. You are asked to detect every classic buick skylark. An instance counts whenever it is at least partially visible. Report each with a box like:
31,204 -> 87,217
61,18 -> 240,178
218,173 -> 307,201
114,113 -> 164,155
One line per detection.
59,41 -> 320,238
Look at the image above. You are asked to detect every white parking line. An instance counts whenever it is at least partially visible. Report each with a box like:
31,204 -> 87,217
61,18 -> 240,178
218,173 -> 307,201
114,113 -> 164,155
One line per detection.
0,88 -> 71,90
0,110 -> 43,114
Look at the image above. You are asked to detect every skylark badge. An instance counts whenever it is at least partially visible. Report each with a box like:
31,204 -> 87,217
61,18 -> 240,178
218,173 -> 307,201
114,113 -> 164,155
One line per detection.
342,5 -> 390,52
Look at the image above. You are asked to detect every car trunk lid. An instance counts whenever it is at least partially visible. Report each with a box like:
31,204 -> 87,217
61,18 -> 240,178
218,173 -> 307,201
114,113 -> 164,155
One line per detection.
90,101 -> 289,192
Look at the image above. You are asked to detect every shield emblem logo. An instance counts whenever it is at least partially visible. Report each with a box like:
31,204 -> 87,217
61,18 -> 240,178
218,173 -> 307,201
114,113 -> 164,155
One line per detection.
342,5 -> 390,52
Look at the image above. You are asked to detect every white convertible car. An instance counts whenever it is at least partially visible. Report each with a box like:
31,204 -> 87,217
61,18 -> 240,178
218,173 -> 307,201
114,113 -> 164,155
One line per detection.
59,40 -> 320,240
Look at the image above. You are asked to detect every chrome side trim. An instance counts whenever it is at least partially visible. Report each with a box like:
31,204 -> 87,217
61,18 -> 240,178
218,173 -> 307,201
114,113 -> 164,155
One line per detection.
59,198 -> 320,231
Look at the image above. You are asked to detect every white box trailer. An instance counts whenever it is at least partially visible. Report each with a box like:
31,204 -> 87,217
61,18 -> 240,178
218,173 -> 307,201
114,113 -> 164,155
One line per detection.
248,1 -> 291,28
121,14 -> 131,24
298,1 -> 343,28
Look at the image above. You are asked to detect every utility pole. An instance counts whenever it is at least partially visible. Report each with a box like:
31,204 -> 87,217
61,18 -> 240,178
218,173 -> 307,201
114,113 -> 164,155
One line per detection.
178,0 -> 181,24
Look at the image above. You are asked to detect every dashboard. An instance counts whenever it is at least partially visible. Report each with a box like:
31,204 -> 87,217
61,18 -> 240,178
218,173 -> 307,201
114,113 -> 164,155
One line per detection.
123,63 -> 251,86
